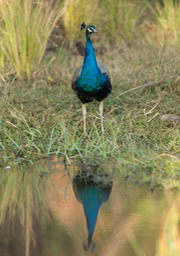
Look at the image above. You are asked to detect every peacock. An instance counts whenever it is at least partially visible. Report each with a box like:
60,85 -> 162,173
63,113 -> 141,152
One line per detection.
72,22 -> 112,133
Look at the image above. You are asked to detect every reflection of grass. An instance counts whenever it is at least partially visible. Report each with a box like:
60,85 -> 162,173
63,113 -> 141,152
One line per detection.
126,195 -> 180,256
110,191 -> 180,256
0,160 -> 56,256
156,202 -> 180,256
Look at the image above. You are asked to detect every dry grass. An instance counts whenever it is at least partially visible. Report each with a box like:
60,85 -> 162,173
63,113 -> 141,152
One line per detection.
0,42 -> 179,188
0,0 -> 64,80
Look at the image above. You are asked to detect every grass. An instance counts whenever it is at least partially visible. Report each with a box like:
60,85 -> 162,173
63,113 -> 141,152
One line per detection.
101,0 -> 145,43
145,0 -> 180,45
0,0 -> 64,80
63,0 -> 180,45
156,0 -> 180,42
63,0 -> 99,42
0,42 -> 179,189
63,0 -> 145,43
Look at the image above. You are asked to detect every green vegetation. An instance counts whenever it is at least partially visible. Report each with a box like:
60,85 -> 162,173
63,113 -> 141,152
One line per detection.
1,44 -> 179,189
0,0 -> 179,189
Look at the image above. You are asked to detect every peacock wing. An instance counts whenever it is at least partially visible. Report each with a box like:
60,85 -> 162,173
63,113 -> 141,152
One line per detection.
97,62 -> 110,76
72,66 -> 82,84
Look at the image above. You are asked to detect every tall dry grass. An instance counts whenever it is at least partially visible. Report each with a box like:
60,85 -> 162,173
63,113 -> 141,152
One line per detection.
63,0 -> 145,43
145,0 -> 180,44
63,0 -> 180,45
0,0 -> 180,80
63,0 -> 99,42
101,0 -> 145,43
0,0 -> 64,80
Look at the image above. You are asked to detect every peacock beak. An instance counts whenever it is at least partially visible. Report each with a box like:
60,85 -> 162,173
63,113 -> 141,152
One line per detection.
93,28 -> 98,33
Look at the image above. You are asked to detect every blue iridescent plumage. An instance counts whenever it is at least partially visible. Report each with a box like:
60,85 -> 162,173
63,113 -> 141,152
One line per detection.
72,22 -> 112,133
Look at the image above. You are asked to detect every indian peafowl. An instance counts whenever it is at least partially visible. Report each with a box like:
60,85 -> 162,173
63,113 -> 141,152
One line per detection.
72,22 -> 112,133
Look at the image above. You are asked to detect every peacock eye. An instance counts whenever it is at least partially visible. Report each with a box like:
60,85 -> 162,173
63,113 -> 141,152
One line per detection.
87,27 -> 93,33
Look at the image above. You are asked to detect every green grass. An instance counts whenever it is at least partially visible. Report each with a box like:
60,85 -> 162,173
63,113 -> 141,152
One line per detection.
0,43 -> 179,189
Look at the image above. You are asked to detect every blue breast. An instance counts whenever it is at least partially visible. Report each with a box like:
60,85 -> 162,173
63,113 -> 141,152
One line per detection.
77,36 -> 107,93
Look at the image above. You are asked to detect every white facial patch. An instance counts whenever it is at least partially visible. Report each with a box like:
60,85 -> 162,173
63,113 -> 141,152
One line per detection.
87,27 -> 94,33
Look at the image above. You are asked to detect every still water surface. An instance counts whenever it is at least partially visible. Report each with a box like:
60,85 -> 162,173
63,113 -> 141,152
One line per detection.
0,157 -> 179,256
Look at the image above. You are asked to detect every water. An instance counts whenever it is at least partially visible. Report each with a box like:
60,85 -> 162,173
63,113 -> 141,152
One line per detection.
0,157 -> 179,256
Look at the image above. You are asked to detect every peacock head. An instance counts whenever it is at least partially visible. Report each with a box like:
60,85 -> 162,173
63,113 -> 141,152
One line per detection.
80,22 -> 98,37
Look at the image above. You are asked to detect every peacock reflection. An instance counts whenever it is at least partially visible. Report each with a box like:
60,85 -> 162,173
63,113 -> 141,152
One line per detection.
72,165 -> 113,251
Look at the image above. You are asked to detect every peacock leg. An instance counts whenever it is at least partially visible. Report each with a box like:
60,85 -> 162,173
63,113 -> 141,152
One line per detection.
99,101 -> 104,133
82,104 -> 87,133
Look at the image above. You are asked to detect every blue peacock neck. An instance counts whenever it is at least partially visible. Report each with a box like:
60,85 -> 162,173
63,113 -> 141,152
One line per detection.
81,34 -> 99,76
